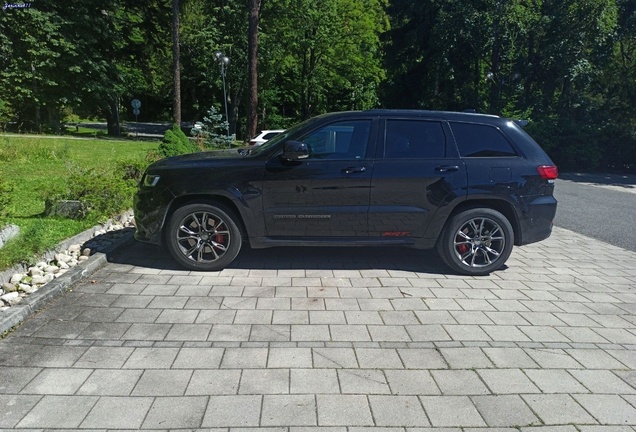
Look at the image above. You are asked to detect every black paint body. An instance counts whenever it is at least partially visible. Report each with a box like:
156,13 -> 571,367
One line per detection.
134,110 -> 557,251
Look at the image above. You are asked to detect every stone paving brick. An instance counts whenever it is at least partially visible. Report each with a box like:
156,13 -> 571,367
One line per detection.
523,369 -> 589,393
370,395 -> 430,426
607,349 -> 636,369
122,347 -> 179,368
262,394 -> 317,426
317,394 -> 373,426
209,324 -> 251,341
472,395 -> 540,426
524,348 -> 584,369
356,348 -> 403,369
202,395 -> 262,427
80,396 -> 152,429
419,395 -> 486,427
172,347 -> 224,368
0,394 -> 42,427
0,367 -> 41,394
16,395 -> 98,428
291,369 -> 340,394
385,369 -> 440,395
481,325 -> 531,342
482,347 -> 538,368
346,311 -> 384,325
76,369 -> 142,395
431,370 -> 490,395
267,347 -> 311,368
569,370 -> 636,394
478,369 -> 540,394
439,347 -> 493,368
338,369 -> 390,394
143,395 -> 208,428
292,324 -> 330,341
521,394 -> 597,425
251,324 -> 291,341
274,310 -> 310,325
368,325 -> 411,342
20,368 -> 92,395
330,325 -> 371,341
132,369 -> 192,396
406,325 -> 452,341
398,348 -> 447,369
310,311 -> 346,324
450,311 -> 494,325
313,348 -> 359,368
186,369 -> 241,395
443,325 -> 494,342
565,348 -> 628,369
240,369 -> 290,394
219,347 -> 268,368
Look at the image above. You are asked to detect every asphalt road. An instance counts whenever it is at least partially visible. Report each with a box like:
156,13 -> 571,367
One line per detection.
554,173 -> 636,252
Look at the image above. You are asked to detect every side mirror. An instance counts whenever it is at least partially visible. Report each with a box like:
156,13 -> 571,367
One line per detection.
282,140 -> 309,160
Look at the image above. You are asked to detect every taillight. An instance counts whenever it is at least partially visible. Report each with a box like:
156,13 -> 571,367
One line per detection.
537,165 -> 558,180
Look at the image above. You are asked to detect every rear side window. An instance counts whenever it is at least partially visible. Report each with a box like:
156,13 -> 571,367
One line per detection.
451,122 -> 517,157
262,132 -> 280,140
384,120 -> 446,159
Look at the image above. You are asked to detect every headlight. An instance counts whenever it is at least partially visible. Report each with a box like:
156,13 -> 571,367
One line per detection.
143,174 -> 160,187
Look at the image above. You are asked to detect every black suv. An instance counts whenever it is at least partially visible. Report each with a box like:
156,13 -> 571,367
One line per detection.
134,110 -> 558,275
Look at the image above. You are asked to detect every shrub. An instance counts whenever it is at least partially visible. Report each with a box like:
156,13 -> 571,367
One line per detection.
190,106 -> 236,149
45,162 -> 139,220
158,123 -> 199,158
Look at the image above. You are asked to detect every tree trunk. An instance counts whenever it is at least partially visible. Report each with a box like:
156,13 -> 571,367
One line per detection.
31,62 -> 41,133
107,98 -> 120,136
172,0 -> 181,126
247,0 -> 260,140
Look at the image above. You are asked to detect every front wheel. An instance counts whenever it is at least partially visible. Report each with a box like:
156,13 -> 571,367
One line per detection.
437,208 -> 514,276
166,202 -> 242,271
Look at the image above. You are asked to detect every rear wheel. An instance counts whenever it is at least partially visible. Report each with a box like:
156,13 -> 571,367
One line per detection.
166,202 -> 242,271
437,208 -> 514,276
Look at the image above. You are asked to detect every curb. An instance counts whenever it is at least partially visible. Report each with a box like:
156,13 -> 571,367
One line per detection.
0,229 -> 135,336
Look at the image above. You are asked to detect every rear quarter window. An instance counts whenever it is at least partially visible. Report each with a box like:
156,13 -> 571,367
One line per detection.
450,122 -> 517,157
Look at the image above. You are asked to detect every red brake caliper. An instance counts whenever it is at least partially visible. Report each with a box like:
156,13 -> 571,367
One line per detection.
457,235 -> 468,254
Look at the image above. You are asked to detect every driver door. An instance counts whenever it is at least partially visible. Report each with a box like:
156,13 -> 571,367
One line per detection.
262,118 -> 377,237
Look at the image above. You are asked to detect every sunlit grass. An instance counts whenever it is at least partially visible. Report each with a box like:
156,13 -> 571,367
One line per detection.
0,135 -> 158,270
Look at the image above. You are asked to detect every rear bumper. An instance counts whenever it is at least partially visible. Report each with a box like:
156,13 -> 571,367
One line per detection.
518,195 -> 557,245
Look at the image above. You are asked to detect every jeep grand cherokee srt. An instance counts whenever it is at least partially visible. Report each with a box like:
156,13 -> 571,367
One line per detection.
134,110 -> 558,275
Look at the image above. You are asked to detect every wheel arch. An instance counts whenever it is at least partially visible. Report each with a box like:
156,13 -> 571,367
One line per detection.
447,198 -> 522,246
161,194 -> 249,246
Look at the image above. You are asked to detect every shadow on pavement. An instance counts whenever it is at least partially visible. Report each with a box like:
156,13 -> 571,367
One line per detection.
110,239 -> 460,275
559,172 -> 636,190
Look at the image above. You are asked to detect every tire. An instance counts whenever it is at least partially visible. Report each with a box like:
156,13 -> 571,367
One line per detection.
166,202 -> 242,271
437,207 -> 514,276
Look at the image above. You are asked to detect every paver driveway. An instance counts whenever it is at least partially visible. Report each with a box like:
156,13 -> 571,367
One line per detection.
1,226 -> 636,430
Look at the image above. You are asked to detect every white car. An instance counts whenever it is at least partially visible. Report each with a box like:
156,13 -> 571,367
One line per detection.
249,129 -> 284,147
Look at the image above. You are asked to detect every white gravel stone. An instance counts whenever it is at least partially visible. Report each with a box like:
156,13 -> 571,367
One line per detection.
78,256 -> 89,261
68,259 -> 78,267
81,248 -> 91,257
55,253 -> 73,263
59,261 -> 69,269
68,244 -> 81,253
31,276 -> 48,285
10,273 -> 23,284
44,265 -> 60,274
28,267 -> 43,277
1,292 -> 19,302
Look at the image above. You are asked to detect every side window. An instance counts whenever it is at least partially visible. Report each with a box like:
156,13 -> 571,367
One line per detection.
300,120 -> 370,160
451,122 -> 517,157
385,120 -> 446,159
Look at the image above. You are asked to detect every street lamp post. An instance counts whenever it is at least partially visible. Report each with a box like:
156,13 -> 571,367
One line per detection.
215,51 -> 231,137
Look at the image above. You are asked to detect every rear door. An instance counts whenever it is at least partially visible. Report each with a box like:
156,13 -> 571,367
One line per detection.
262,117 -> 377,237
369,117 -> 467,239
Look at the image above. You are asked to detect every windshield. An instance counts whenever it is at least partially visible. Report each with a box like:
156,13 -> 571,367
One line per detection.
248,117 -> 321,156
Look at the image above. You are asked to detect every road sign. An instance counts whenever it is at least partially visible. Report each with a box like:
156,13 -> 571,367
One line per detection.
133,108 -> 140,116
131,99 -> 141,109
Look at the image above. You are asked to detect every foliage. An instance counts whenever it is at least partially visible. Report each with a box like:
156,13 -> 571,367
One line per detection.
0,135 -> 158,270
158,123 -> 200,158
190,106 -> 236,149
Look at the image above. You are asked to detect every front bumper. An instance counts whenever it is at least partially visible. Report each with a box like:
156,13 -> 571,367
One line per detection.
133,189 -> 172,246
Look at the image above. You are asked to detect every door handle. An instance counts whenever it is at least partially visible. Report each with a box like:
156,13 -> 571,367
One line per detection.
435,165 -> 460,172
342,167 -> 366,174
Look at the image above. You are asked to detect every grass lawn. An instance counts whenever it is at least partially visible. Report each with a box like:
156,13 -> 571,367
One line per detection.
0,135 -> 158,271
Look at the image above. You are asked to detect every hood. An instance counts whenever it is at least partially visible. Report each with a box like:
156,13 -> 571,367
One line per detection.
150,149 -> 245,169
